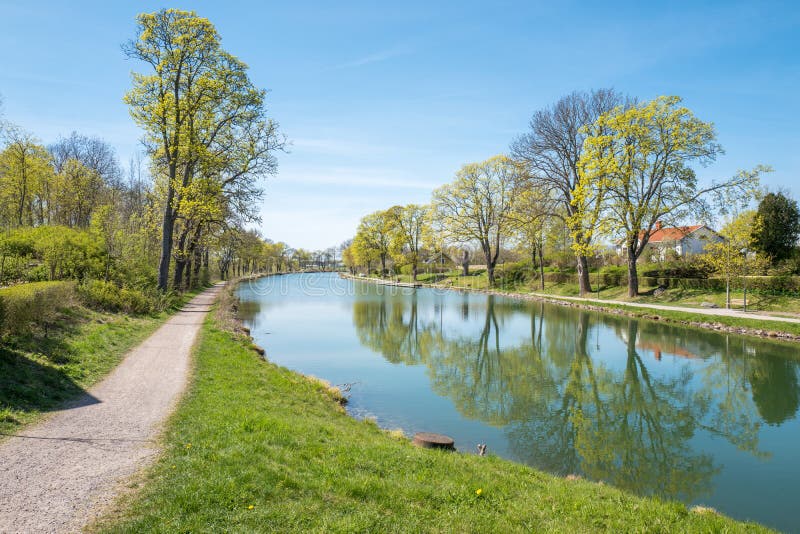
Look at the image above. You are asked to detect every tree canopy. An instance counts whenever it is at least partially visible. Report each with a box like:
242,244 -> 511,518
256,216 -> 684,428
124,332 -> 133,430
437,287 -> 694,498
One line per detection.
751,191 -> 800,262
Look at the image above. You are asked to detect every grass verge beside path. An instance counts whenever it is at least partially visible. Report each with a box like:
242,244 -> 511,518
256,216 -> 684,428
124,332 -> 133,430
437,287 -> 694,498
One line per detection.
95,308 -> 769,533
0,287 -> 205,436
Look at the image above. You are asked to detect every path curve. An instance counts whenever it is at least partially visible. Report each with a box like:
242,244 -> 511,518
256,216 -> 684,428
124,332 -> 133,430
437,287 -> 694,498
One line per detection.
0,284 -> 221,533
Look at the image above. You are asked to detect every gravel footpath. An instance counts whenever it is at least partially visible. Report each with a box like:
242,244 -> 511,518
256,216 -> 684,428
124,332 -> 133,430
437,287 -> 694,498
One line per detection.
0,284 -> 221,533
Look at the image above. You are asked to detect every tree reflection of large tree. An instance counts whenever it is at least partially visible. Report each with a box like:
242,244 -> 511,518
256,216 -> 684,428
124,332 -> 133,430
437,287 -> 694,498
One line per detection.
350,291 -> 798,502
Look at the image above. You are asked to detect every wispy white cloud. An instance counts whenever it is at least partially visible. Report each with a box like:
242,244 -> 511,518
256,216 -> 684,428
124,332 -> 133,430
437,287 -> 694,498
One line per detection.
279,166 -> 436,190
327,44 -> 414,70
290,136 -> 437,159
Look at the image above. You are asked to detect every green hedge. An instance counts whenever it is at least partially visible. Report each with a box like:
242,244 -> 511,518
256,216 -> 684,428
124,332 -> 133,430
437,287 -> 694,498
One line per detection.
0,281 -> 76,336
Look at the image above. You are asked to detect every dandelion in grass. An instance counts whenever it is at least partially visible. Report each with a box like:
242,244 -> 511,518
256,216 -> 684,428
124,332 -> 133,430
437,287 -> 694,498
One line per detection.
476,488 -> 483,496
248,505 -> 255,510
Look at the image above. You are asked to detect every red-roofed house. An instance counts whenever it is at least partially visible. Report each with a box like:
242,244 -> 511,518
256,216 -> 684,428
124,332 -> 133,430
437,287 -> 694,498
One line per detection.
615,222 -> 723,262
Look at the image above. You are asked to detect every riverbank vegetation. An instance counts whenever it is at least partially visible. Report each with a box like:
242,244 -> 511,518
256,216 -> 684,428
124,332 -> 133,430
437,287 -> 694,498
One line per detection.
342,90 -> 800,310
94,304 -> 769,533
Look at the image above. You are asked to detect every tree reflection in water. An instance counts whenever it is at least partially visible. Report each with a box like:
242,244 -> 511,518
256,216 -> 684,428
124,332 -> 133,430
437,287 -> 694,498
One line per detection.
351,290 -> 800,502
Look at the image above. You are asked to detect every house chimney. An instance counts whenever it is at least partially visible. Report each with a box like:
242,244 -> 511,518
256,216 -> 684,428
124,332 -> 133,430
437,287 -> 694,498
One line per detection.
655,221 -> 663,231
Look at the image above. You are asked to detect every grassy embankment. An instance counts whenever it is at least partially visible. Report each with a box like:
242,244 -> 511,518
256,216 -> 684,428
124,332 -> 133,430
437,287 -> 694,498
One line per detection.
0,282 -> 203,435
95,297 -> 769,533
381,269 -> 800,338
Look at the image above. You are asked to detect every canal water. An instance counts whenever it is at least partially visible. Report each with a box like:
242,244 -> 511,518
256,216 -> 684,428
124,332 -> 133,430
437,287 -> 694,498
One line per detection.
236,273 -> 800,532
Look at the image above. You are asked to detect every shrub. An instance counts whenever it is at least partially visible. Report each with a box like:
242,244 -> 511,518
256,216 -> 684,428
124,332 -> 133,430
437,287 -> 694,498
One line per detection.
496,261 -> 529,284
641,259 -> 711,279
0,281 -> 76,336
78,280 -> 154,314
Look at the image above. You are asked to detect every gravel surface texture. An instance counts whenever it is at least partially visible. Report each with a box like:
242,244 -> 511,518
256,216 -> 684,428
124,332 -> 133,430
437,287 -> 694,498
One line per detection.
0,284 -> 220,533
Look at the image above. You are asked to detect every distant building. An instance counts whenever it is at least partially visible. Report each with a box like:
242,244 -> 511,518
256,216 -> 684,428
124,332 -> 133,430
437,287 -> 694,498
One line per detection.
615,222 -> 723,262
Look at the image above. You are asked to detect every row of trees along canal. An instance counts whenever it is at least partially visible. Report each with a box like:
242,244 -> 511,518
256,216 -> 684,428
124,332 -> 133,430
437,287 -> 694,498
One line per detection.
344,90 -> 777,298
0,10 -> 339,296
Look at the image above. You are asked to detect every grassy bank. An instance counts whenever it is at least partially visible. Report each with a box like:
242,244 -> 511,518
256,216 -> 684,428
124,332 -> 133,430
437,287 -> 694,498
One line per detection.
96,307 -> 768,532
391,268 -> 800,313
373,271 -> 800,340
0,287 -> 203,436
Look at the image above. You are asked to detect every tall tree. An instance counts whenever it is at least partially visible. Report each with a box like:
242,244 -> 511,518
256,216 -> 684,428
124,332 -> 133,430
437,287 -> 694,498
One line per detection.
49,132 -> 122,187
351,230 -> 381,274
432,155 -> 524,287
510,186 -> 555,290
577,95 -> 766,297
354,209 -> 394,277
751,191 -> 800,262
52,158 -> 105,228
388,204 -> 429,281
0,127 -> 53,227
511,89 -> 624,295
124,9 -> 280,291
124,9 -> 223,290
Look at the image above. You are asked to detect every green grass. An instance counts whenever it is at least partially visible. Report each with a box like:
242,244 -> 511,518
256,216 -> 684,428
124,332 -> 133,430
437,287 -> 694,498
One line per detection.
0,288 -> 205,436
96,311 -> 770,533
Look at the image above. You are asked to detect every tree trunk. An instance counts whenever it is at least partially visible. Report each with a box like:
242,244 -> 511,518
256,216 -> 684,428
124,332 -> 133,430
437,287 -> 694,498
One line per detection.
538,244 -> 545,291
487,263 -> 495,286
577,255 -> 591,295
193,247 -> 202,287
412,262 -> 418,282
185,257 -> 193,289
461,250 -> 469,276
157,189 -> 176,291
380,254 -> 387,278
627,252 -> 639,297
173,227 -> 191,290
725,276 -> 731,309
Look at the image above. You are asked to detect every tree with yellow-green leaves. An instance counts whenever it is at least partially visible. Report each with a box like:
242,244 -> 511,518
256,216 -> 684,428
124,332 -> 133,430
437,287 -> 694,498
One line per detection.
387,204 -> 430,281
124,8 -> 282,291
351,230 -> 381,275
432,155 -> 525,287
702,211 -> 770,309
353,209 -> 394,276
52,158 -> 105,228
509,185 -> 556,290
0,127 -> 53,228
576,96 -> 767,297
511,89 -> 624,295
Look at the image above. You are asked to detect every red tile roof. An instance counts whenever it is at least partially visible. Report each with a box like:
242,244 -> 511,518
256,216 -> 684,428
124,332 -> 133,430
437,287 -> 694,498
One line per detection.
641,225 -> 703,243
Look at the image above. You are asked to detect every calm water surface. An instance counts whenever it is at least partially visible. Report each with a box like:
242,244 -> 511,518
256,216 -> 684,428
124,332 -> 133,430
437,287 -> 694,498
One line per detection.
237,273 -> 800,532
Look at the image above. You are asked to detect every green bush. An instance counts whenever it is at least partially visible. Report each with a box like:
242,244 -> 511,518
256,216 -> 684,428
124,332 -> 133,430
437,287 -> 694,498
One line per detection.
641,259 -> 711,279
0,281 -> 76,336
496,261 -> 529,284
78,280 -> 154,314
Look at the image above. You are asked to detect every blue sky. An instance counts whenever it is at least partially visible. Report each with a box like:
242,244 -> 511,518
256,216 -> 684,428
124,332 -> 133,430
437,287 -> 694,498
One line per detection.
1,1 -> 798,249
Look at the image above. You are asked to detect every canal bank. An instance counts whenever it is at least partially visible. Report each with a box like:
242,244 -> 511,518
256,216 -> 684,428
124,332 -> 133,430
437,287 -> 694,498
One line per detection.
232,273 -> 800,531
340,273 -> 800,344
93,279 -> 768,532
